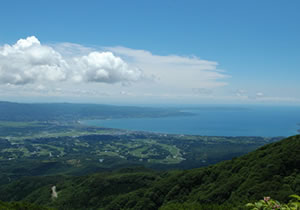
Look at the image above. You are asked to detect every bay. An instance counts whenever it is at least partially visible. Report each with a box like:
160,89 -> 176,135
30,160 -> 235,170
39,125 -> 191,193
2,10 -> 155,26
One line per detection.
81,106 -> 300,137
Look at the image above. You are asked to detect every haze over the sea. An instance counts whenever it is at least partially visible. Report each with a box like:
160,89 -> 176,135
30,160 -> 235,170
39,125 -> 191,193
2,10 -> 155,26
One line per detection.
83,105 -> 300,137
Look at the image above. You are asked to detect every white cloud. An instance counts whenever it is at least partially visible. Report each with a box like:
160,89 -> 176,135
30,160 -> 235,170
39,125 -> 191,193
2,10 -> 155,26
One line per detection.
0,36 -> 142,85
234,89 -> 249,100
51,42 -> 93,57
0,36 -> 230,103
106,46 -> 228,90
0,36 -> 68,85
235,89 -> 247,97
71,51 -> 142,83
256,92 -> 264,97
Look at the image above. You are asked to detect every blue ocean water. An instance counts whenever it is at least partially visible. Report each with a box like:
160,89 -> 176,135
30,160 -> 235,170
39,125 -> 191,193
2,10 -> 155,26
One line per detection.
82,106 -> 300,137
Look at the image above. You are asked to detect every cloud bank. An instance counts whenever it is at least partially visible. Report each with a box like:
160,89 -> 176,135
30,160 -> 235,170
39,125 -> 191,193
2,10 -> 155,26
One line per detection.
106,46 -> 228,89
0,36 -> 232,103
0,36 -> 142,85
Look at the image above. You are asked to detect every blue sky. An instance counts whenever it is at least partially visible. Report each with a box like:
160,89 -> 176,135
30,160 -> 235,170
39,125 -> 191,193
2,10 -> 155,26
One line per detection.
0,0 -> 299,105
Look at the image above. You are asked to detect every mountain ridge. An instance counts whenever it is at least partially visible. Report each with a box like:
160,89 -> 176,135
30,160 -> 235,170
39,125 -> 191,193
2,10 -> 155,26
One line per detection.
0,101 -> 191,122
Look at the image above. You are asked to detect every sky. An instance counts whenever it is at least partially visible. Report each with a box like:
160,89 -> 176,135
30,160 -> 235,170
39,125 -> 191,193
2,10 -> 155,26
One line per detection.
0,0 -> 299,105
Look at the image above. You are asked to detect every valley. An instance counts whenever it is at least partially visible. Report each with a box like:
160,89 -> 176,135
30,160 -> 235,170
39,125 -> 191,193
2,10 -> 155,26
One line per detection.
0,120 -> 280,185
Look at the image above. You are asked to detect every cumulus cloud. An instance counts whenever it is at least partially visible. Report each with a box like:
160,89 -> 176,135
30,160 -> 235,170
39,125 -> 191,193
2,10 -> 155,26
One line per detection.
71,51 -> 142,83
0,36 -> 68,85
0,36 -> 230,103
0,36 -> 142,85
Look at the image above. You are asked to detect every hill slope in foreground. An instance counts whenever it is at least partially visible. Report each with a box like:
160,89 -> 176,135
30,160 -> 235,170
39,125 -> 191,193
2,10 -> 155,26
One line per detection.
0,135 -> 299,210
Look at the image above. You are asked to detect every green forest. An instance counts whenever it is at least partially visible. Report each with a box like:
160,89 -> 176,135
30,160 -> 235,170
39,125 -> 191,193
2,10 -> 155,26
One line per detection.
0,135 -> 299,209
0,102 -> 299,209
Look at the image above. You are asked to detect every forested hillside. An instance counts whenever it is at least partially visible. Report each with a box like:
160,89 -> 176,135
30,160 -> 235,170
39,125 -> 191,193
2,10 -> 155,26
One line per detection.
0,135 -> 299,209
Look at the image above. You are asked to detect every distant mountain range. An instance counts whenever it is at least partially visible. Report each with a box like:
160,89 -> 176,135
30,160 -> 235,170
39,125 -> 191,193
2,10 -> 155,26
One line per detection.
0,101 -> 191,122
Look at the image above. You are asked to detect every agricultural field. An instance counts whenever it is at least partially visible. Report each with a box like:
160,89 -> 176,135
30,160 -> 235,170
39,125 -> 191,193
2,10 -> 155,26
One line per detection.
0,121 -> 281,185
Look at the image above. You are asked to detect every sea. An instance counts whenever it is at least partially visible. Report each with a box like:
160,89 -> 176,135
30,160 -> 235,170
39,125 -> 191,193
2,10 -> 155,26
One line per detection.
81,105 -> 300,137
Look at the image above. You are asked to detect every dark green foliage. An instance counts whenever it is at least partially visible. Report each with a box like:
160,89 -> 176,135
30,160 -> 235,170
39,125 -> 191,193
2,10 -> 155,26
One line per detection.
103,135 -> 299,209
0,200 -> 51,210
52,172 -> 158,209
0,176 -> 66,202
1,135 -> 299,209
0,169 -> 160,210
154,135 -> 300,208
160,202 -> 235,210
